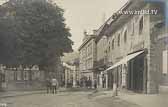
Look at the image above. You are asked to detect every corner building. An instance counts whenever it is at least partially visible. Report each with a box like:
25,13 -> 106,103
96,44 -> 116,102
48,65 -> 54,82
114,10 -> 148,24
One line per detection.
96,0 -> 167,94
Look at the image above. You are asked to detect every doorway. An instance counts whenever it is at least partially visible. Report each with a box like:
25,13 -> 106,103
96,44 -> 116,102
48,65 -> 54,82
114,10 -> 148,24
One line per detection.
107,70 -> 113,89
127,54 -> 144,93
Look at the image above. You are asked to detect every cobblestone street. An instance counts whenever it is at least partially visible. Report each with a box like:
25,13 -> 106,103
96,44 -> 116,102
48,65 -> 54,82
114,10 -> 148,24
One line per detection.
0,91 -> 139,107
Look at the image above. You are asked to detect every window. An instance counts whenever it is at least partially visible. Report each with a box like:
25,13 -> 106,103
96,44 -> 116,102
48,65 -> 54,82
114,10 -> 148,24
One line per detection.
24,71 -> 29,80
162,50 -> 168,74
14,71 -> 17,80
108,42 -> 111,51
112,39 -> 115,49
118,34 -> 120,46
139,17 -> 143,34
0,74 -> 5,82
124,30 -> 127,43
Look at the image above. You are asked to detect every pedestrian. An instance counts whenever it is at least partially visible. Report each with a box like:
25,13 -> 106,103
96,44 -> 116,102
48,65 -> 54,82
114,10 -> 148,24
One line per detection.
46,78 -> 51,94
51,78 -> 59,94
85,79 -> 88,88
88,77 -> 92,89
94,79 -> 97,89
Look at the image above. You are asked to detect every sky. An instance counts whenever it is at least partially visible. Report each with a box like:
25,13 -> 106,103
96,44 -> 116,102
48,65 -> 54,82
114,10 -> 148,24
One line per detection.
54,0 -> 128,51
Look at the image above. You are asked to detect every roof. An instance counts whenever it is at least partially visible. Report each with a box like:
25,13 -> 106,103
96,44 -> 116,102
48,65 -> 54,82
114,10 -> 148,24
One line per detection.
95,0 -> 132,43
104,1 -> 148,36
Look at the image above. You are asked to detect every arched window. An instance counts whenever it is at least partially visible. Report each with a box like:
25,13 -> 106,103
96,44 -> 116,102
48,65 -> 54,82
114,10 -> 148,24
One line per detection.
139,17 -> 143,34
118,34 -> 120,46
112,39 -> 115,49
124,30 -> 127,43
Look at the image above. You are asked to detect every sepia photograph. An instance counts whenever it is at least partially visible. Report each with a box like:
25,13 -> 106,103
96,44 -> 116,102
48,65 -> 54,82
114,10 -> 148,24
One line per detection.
0,0 -> 167,107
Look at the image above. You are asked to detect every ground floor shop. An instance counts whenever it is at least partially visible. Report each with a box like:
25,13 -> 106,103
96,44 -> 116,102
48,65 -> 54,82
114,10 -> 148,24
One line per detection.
103,50 -> 149,93
102,45 -> 168,94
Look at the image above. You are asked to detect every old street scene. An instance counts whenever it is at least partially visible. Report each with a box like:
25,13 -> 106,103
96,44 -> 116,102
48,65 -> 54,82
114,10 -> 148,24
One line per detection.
0,0 -> 168,107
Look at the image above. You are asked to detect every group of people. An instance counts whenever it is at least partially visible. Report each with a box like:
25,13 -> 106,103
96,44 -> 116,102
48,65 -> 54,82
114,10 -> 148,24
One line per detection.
80,77 -> 97,89
46,78 -> 59,94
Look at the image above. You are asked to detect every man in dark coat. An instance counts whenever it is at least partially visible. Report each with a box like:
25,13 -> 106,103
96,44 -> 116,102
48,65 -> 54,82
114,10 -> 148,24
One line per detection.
46,78 -> 51,93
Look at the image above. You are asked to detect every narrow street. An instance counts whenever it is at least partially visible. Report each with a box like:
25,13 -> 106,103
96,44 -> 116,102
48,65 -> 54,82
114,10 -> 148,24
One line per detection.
0,91 -> 139,107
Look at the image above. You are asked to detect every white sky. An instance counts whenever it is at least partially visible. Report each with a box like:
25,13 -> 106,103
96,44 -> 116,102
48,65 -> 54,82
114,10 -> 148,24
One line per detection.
54,0 -> 128,51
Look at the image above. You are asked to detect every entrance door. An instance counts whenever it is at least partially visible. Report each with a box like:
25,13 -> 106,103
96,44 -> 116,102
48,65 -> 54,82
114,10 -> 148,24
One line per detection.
127,55 -> 144,93
108,70 -> 113,89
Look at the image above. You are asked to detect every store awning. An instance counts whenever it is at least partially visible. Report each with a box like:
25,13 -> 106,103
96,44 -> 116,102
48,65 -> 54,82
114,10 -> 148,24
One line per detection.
105,50 -> 144,72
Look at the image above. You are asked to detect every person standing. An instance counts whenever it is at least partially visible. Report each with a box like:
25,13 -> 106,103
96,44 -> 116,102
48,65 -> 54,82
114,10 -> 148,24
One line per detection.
51,78 -> 59,94
46,78 -> 51,94
94,79 -> 97,89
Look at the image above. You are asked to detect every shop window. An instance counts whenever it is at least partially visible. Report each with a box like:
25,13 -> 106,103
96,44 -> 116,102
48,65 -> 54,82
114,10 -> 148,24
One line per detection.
124,30 -> 127,43
139,17 -> 143,34
162,50 -> 168,74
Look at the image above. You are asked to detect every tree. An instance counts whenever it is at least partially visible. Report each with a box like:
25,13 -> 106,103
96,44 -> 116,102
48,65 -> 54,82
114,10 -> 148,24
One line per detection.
0,0 -> 73,74
0,4 -> 19,66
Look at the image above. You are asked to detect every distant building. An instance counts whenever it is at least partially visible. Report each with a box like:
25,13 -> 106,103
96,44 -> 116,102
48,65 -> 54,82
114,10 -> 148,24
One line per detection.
61,52 -> 80,87
0,65 -> 45,91
78,31 -> 97,88
62,58 -> 79,88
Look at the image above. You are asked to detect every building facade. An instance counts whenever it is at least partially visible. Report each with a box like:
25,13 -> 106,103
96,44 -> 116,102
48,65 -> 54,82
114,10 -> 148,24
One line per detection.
94,0 -> 167,94
78,32 -> 97,88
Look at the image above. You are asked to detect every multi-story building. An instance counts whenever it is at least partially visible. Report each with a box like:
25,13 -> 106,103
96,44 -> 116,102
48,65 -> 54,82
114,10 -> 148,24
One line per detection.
94,27 -> 109,89
78,31 -> 97,87
94,0 -> 167,94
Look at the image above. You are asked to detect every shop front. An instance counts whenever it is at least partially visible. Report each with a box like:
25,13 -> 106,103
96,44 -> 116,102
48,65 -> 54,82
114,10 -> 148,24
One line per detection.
104,50 -> 147,93
127,52 -> 147,93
